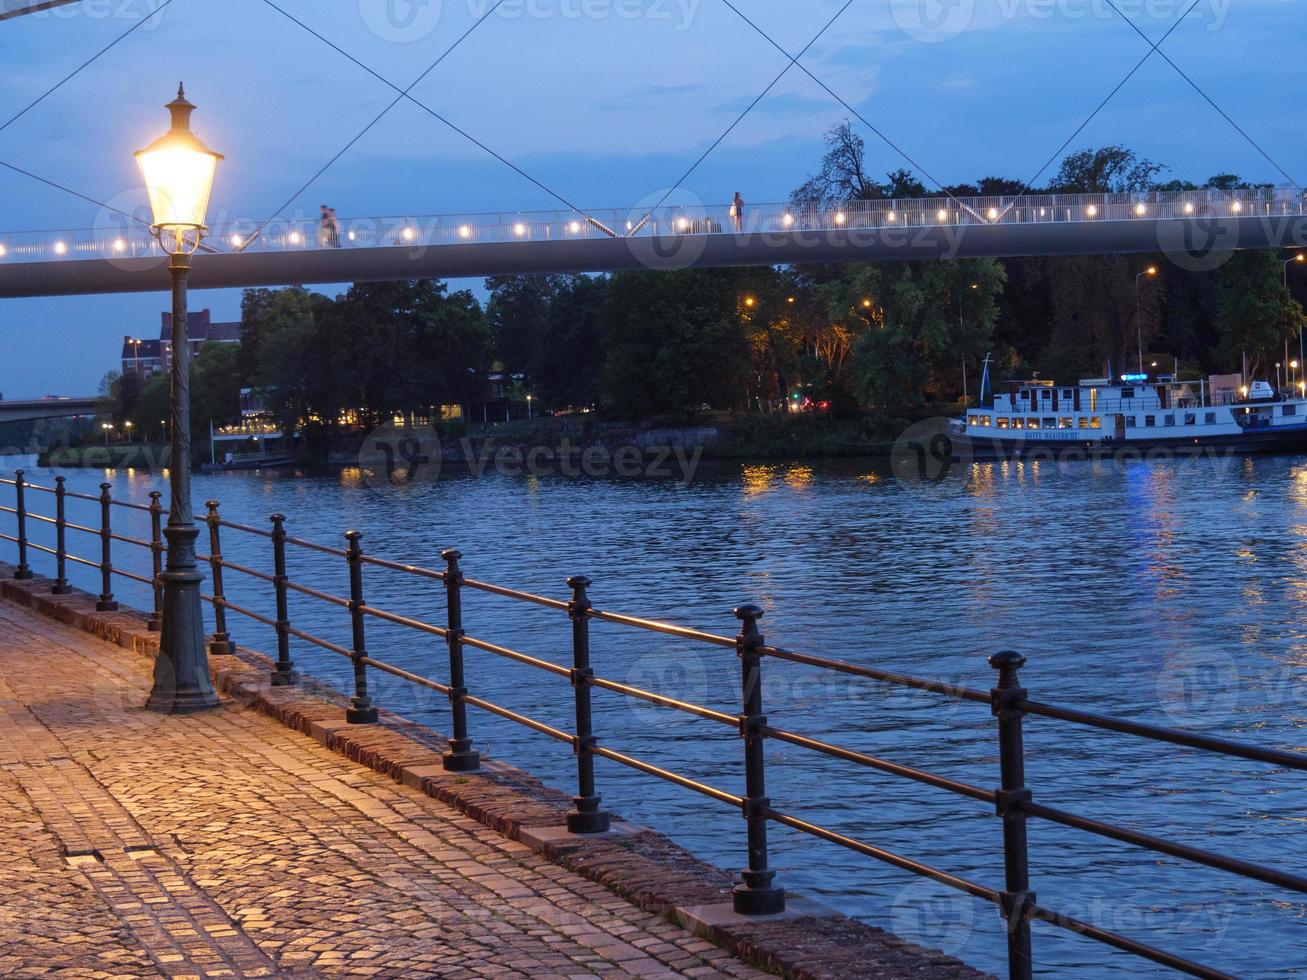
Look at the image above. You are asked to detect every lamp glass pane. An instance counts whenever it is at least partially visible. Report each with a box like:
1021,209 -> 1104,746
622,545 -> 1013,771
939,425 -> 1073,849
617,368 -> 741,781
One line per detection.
137,146 -> 218,229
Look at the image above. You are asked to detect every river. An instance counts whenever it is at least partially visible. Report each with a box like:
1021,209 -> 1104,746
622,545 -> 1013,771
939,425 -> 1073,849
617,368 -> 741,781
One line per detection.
3,449 -> 1304,977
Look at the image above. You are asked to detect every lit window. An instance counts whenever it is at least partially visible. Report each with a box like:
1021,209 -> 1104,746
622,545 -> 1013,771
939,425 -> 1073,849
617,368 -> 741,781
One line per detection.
1043,417 -> 1056,428
1078,417 -> 1091,429
1090,417 -> 1102,429
1058,418 -> 1072,429
997,418 -> 1010,429
1012,418 -> 1025,429
1027,419 -> 1040,430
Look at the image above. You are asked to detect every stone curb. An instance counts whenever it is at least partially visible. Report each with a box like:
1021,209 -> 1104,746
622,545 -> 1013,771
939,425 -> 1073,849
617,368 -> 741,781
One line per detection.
0,565 -> 991,980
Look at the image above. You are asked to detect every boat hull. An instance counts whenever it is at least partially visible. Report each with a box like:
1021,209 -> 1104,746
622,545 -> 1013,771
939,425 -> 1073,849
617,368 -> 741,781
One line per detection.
952,424 -> 1307,460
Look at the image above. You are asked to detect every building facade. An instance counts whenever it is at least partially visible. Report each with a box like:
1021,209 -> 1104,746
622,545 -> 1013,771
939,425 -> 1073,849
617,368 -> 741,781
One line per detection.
121,310 -> 242,379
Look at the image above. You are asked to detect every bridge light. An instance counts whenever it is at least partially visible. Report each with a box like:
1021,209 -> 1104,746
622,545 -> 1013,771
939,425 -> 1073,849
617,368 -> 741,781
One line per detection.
937,208 -> 948,222
677,217 -> 690,232
986,207 -> 998,220
782,213 -> 794,227
1183,201 -> 1195,214
834,211 -> 847,225
1231,201 -> 1243,213
513,222 -> 527,237
289,231 -> 302,245
1039,208 -> 1046,217
1134,203 -> 1146,216
887,211 -> 896,222
0,244 -> 6,257
54,241 -> 67,255
113,238 -> 126,252
403,226 -> 417,241
134,84 -> 222,247
1085,205 -> 1098,217
568,220 -> 582,234
230,234 -> 243,247
347,230 -> 356,241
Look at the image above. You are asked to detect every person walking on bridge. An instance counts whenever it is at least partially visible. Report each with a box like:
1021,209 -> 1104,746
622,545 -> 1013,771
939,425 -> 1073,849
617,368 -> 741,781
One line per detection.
731,191 -> 745,231
320,205 -> 341,247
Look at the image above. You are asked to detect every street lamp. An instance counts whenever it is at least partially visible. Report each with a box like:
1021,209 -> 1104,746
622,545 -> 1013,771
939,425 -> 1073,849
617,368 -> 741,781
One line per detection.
1285,254 -> 1305,382
526,393 -> 533,420
136,83 -> 222,714
1135,266 -> 1157,375
101,421 -> 113,447
124,420 -> 134,444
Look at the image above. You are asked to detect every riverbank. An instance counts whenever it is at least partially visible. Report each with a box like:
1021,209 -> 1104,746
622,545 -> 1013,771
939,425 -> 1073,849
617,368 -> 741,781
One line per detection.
0,563 -> 989,980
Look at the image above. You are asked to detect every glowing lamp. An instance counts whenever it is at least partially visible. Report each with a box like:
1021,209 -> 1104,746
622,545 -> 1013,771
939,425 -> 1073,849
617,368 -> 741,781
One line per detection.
403,227 -> 417,241
289,231 -> 302,245
0,244 -> 6,257
569,221 -> 582,234
1086,205 -> 1098,217
782,213 -> 794,227
887,211 -> 896,222
134,84 -> 222,249
513,222 -> 527,236
1134,203 -> 1146,216
1183,202 -> 1195,214
835,211 -> 847,225
230,234 -> 243,247
937,209 -> 948,222
54,241 -> 67,255
113,239 -> 126,252
986,208 -> 998,220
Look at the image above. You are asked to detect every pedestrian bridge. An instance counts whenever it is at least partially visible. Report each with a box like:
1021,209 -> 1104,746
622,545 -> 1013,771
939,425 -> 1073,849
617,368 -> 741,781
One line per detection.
0,188 -> 1303,298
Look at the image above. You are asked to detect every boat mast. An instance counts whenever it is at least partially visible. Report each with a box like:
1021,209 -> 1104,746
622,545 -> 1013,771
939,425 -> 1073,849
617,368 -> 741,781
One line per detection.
979,352 -> 993,406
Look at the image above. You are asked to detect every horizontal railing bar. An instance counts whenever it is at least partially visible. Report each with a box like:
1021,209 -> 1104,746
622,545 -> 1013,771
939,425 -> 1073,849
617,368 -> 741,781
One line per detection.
586,608 -> 737,647
462,692 -> 574,743
26,513 -> 56,525
214,558 -> 276,584
1024,799 -> 1307,894
282,579 -> 351,608
1020,699 -> 1307,770
65,553 -> 99,569
62,489 -> 101,502
110,566 -> 153,586
760,805 -> 1001,905
0,505 -> 15,515
1027,904 -> 1233,980
591,744 -> 743,806
28,542 -> 56,556
284,534 -> 349,559
589,675 -> 738,725
63,520 -> 100,536
284,624 -> 353,659
359,656 -> 452,696
461,577 -> 570,611
461,634 -> 572,678
761,726 -> 996,804
760,645 -> 990,703
108,498 -> 153,513
358,604 -> 448,638
358,553 -> 445,581
109,531 -> 152,549
0,531 -> 16,543
210,596 -> 276,628
217,518 -> 273,539
20,481 -> 54,494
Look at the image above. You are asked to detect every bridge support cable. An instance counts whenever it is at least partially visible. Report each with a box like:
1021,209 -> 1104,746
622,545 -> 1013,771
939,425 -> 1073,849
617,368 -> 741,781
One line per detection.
628,0 -> 856,232
240,0 -> 518,252
255,0 -> 591,229
715,0 -> 973,218
1100,0 -> 1298,189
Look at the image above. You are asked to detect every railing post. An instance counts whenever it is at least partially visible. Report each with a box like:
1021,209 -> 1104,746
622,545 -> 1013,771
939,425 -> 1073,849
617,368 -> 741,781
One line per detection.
204,501 -> 234,654
440,548 -> 479,771
146,491 -> 164,630
51,476 -> 70,594
566,574 -> 610,834
990,651 -> 1035,980
12,469 -> 33,579
95,482 -> 117,611
345,531 -> 379,724
269,514 -> 299,686
732,603 -> 784,915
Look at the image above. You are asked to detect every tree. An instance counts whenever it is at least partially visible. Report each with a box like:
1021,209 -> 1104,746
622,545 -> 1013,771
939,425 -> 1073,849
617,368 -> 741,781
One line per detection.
1052,146 -> 1166,193
240,286 -> 323,431
790,122 -> 928,205
133,373 -> 171,442
599,269 -> 750,419
190,341 -> 243,442
1213,251 -> 1305,379
533,274 -> 607,410
486,275 -> 560,382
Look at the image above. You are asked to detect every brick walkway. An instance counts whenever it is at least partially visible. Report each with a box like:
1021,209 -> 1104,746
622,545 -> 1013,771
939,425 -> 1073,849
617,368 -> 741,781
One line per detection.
0,602 -> 772,980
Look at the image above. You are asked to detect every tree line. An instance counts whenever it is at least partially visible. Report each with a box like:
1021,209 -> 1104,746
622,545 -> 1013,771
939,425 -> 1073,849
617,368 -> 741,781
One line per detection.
95,126 -> 1305,444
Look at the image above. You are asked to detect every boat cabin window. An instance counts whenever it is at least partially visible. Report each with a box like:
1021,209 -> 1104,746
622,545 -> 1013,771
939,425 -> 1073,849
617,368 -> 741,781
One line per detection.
1027,419 -> 1040,430
1145,415 -> 1156,427
1040,390 -> 1052,400
1043,417 -> 1056,428
1058,417 -> 1072,429
1121,388 -> 1135,398
1011,418 -> 1025,429
1077,417 -> 1090,429
1164,414 -> 1174,427
1205,412 -> 1216,424
996,417 -> 1010,429
1090,417 -> 1102,429
1284,405 -> 1298,417
1062,389 -> 1073,399
1184,413 -> 1196,426
1124,416 -> 1136,428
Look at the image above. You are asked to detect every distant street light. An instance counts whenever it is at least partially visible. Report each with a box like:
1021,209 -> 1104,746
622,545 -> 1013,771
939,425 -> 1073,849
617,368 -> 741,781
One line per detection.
124,420 -> 134,444
136,83 -> 223,715
1135,266 -> 1158,375
101,421 -> 113,447
526,393 -> 533,420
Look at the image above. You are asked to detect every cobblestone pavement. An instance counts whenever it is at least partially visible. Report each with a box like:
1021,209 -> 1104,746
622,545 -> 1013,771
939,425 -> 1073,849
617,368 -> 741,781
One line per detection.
0,602 -> 774,979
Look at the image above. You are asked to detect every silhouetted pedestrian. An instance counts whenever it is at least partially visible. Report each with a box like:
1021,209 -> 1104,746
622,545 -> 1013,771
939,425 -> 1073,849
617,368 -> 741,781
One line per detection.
730,191 -> 745,231
321,205 -> 340,247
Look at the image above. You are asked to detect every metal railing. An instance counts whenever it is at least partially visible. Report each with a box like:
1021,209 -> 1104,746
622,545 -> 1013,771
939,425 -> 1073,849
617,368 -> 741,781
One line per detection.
2,469 -> 1304,980
1,186 -> 1303,262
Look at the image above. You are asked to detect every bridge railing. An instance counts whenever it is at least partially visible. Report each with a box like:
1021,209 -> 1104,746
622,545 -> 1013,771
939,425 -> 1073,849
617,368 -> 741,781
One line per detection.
1,469 -> 1304,980
1,186 -> 1303,263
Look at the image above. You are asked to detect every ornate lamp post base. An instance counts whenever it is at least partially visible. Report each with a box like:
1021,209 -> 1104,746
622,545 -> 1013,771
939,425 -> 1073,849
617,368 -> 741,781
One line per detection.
145,523 -> 219,714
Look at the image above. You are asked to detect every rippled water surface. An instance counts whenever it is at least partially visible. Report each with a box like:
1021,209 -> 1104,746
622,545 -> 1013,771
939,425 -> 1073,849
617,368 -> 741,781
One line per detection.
5,452 -> 1305,978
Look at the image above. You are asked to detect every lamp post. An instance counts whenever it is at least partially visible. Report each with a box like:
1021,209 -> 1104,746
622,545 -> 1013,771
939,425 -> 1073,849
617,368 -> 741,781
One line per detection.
137,84 -> 223,714
1285,254 -> 1305,387
1135,266 -> 1157,375
124,420 -> 134,444
102,422 -> 113,447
